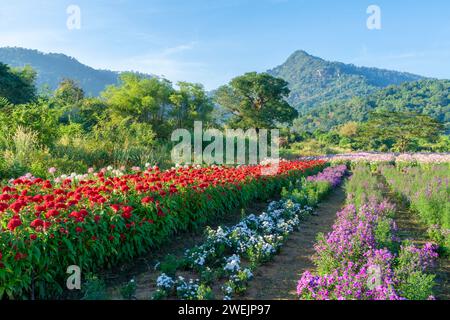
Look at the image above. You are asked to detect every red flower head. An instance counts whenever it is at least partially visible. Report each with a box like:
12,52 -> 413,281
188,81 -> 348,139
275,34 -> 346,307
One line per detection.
7,216 -> 22,231
110,204 -> 121,213
30,218 -> 44,229
141,196 -> 154,204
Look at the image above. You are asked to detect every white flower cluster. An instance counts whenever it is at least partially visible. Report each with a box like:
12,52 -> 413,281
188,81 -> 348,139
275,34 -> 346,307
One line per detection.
155,274 -> 201,300
176,277 -> 200,300
152,198 -> 313,299
224,254 -> 241,273
156,273 -> 174,290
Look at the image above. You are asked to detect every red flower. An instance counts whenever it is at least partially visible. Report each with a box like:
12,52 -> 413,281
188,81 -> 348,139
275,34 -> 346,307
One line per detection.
14,252 -> 27,261
110,204 -> 121,213
75,227 -> 83,233
94,215 -> 101,223
7,216 -> 22,231
141,196 -> 154,204
30,218 -> 44,229
122,212 -> 132,219
45,209 -> 60,219
30,234 -> 37,240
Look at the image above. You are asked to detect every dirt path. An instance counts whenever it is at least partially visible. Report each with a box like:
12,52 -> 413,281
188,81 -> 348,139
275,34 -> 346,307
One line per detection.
392,196 -> 450,300
242,187 -> 346,300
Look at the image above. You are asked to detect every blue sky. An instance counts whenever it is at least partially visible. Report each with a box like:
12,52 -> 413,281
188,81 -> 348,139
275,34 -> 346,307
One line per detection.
0,0 -> 449,89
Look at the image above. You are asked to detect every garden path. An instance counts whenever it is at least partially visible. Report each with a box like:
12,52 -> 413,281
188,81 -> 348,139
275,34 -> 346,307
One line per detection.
242,187 -> 346,300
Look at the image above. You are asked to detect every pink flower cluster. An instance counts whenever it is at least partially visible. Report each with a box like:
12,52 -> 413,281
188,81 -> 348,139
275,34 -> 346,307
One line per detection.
297,200 -> 438,300
306,165 -> 347,187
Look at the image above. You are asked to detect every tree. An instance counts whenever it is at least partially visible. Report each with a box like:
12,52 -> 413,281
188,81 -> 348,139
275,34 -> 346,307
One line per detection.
357,111 -> 444,152
102,73 -> 174,138
214,72 -> 298,130
169,82 -> 215,129
54,79 -> 85,106
53,79 -> 86,124
0,63 -> 37,104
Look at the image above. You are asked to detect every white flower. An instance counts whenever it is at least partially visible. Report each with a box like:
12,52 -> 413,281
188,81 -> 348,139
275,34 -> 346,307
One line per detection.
224,255 -> 241,272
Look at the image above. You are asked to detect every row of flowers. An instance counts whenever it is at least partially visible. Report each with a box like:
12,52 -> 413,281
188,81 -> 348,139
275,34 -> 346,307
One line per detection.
297,165 -> 439,300
299,152 -> 450,165
380,164 -> 450,254
0,160 -> 325,299
153,165 -> 348,300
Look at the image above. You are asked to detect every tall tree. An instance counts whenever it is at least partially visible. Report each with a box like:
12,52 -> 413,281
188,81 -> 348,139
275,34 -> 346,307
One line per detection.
214,72 -> 298,130
102,73 -> 174,137
169,82 -> 214,129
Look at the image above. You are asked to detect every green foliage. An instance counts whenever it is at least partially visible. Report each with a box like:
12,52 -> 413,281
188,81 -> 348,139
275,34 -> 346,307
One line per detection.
295,79 -> 450,133
81,274 -> 108,300
0,47 -> 120,95
215,72 -> 298,129
159,255 -> 183,277
356,111 -> 444,152
120,279 -> 137,300
0,62 -> 36,104
344,164 -> 385,209
394,242 -> 436,300
380,164 -> 450,252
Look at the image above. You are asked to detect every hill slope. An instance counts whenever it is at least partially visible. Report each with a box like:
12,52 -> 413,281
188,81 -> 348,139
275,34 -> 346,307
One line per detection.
294,79 -> 450,132
267,50 -> 425,111
0,47 -> 123,96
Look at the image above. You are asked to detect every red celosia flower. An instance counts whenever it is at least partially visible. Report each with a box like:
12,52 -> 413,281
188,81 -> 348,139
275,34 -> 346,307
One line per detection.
122,212 -> 132,219
110,204 -> 121,213
7,216 -> 22,231
141,196 -> 154,204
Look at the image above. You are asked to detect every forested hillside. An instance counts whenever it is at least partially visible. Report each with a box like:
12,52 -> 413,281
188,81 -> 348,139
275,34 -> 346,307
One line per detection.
268,50 -> 425,111
294,79 -> 450,132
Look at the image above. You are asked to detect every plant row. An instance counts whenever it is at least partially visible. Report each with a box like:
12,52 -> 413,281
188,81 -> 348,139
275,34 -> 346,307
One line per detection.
152,165 -> 348,300
380,163 -> 449,253
297,164 -> 439,300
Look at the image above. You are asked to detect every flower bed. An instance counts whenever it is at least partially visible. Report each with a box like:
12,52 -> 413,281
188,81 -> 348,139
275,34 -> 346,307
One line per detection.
299,152 -> 450,165
297,165 -> 439,300
0,160 -> 325,299
380,164 -> 450,253
153,165 -> 348,300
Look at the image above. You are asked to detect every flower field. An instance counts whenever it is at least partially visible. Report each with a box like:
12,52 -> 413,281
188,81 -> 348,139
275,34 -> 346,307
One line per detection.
297,164 -> 444,300
152,165 -> 348,300
1,156 -> 449,301
0,160 -> 325,299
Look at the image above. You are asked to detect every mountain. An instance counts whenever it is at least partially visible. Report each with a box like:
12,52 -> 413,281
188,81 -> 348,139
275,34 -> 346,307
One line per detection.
294,79 -> 450,132
0,47 -> 149,96
267,50 -> 425,111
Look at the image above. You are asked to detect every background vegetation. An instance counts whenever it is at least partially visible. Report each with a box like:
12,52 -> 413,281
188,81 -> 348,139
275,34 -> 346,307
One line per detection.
0,49 -> 449,179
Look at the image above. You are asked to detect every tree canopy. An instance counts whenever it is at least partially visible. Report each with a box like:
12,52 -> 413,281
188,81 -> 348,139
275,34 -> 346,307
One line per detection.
214,72 -> 298,130
0,62 -> 37,104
